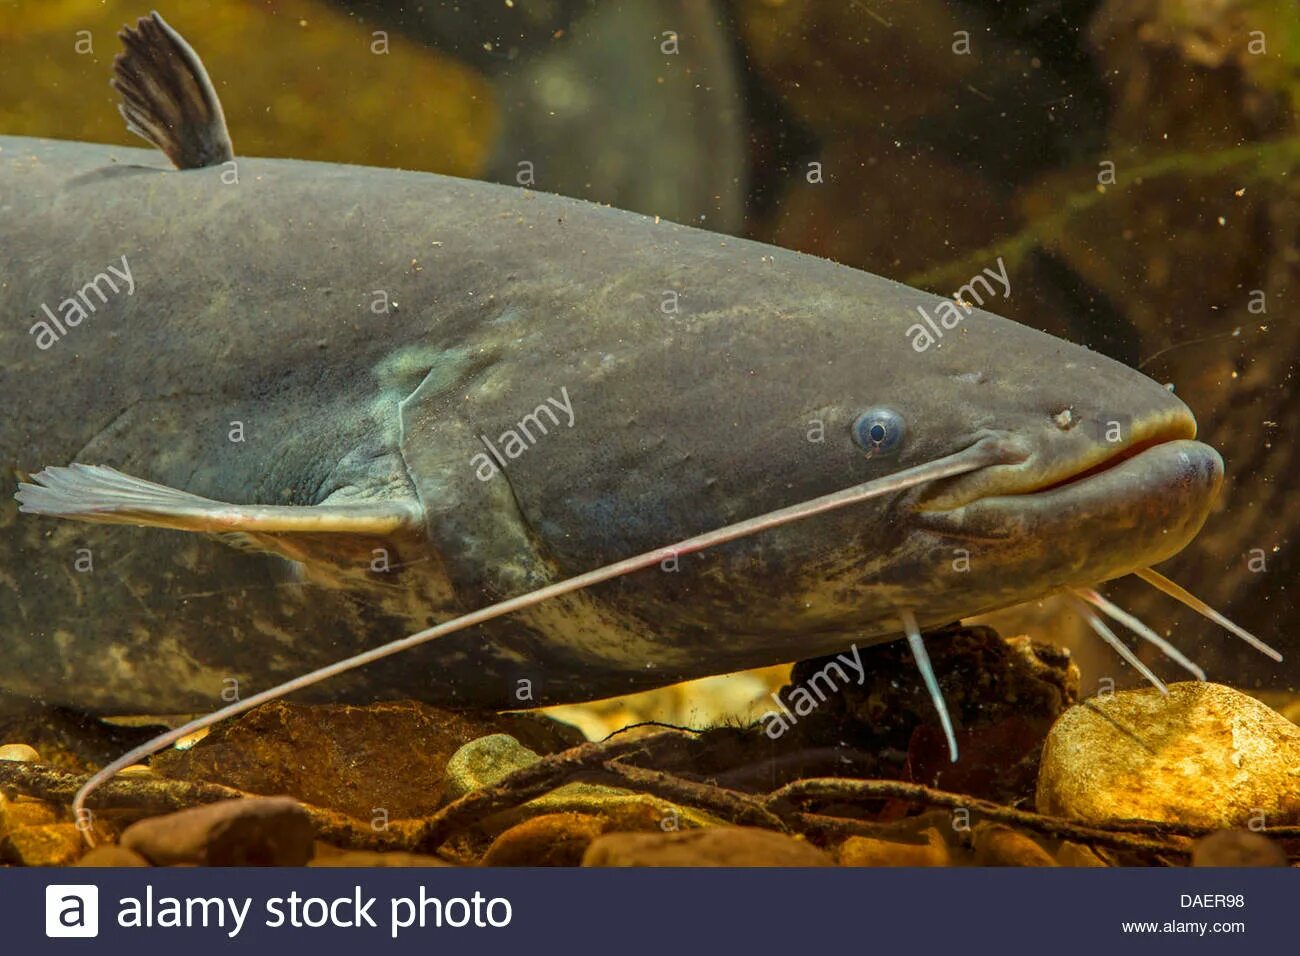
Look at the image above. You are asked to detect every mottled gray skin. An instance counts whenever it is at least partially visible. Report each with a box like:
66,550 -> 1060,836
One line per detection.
0,135 -> 1221,715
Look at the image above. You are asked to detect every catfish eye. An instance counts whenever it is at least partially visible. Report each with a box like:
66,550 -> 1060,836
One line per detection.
851,407 -> 906,456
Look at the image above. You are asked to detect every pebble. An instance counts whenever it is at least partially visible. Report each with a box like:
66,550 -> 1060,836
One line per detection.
1037,683 -> 1300,828
1191,830 -> 1288,868
837,827 -> 951,866
1055,841 -> 1108,867
0,794 -> 61,837
583,827 -> 833,867
484,813 -> 610,867
972,823 -> 1058,866
0,743 -> 41,763
443,734 -> 537,799
121,796 -> 315,866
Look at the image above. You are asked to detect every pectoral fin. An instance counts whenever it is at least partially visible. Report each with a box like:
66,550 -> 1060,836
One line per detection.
15,464 -> 425,581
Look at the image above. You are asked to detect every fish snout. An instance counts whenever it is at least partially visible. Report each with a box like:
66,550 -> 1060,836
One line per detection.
914,401 -> 1201,515
908,388 -> 1223,587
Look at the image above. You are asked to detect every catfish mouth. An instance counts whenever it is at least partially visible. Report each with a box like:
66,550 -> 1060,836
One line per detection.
915,407 -> 1211,517
1015,430 -> 1189,497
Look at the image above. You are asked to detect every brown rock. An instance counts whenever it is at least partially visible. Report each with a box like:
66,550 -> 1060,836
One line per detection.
1055,841 -> 1109,867
972,823 -> 1057,867
151,700 -> 581,821
1,823 -> 85,866
1192,830 -> 1288,868
583,827 -> 832,867
484,813 -> 609,867
0,794 -> 61,837
75,845 -> 151,867
121,797 -> 315,866
583,801 -> 673,834
837,827 -> 950,867
1037,683 -> 1300,828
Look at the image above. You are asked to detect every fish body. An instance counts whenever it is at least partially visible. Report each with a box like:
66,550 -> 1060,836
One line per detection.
0,134 -> 1220,713
0,17 -> 1224,715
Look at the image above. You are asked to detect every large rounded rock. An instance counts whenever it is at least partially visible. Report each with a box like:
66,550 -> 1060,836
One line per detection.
1055,842 -> 1108,867
1037,683 -> 1300,828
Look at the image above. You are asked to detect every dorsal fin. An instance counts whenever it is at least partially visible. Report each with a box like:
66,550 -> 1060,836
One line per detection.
111,11 -> 234,170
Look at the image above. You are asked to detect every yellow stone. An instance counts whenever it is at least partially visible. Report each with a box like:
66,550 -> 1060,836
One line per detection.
1037,682 -> 1300,828
0,743 -> 40,762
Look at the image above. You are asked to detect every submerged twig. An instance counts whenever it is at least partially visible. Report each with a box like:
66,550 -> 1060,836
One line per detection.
0,759 -> 418,852
599,758 -> 791,832
1,757 -> 244,811
411,737 -> 663,852
767,777 -> 1300,856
